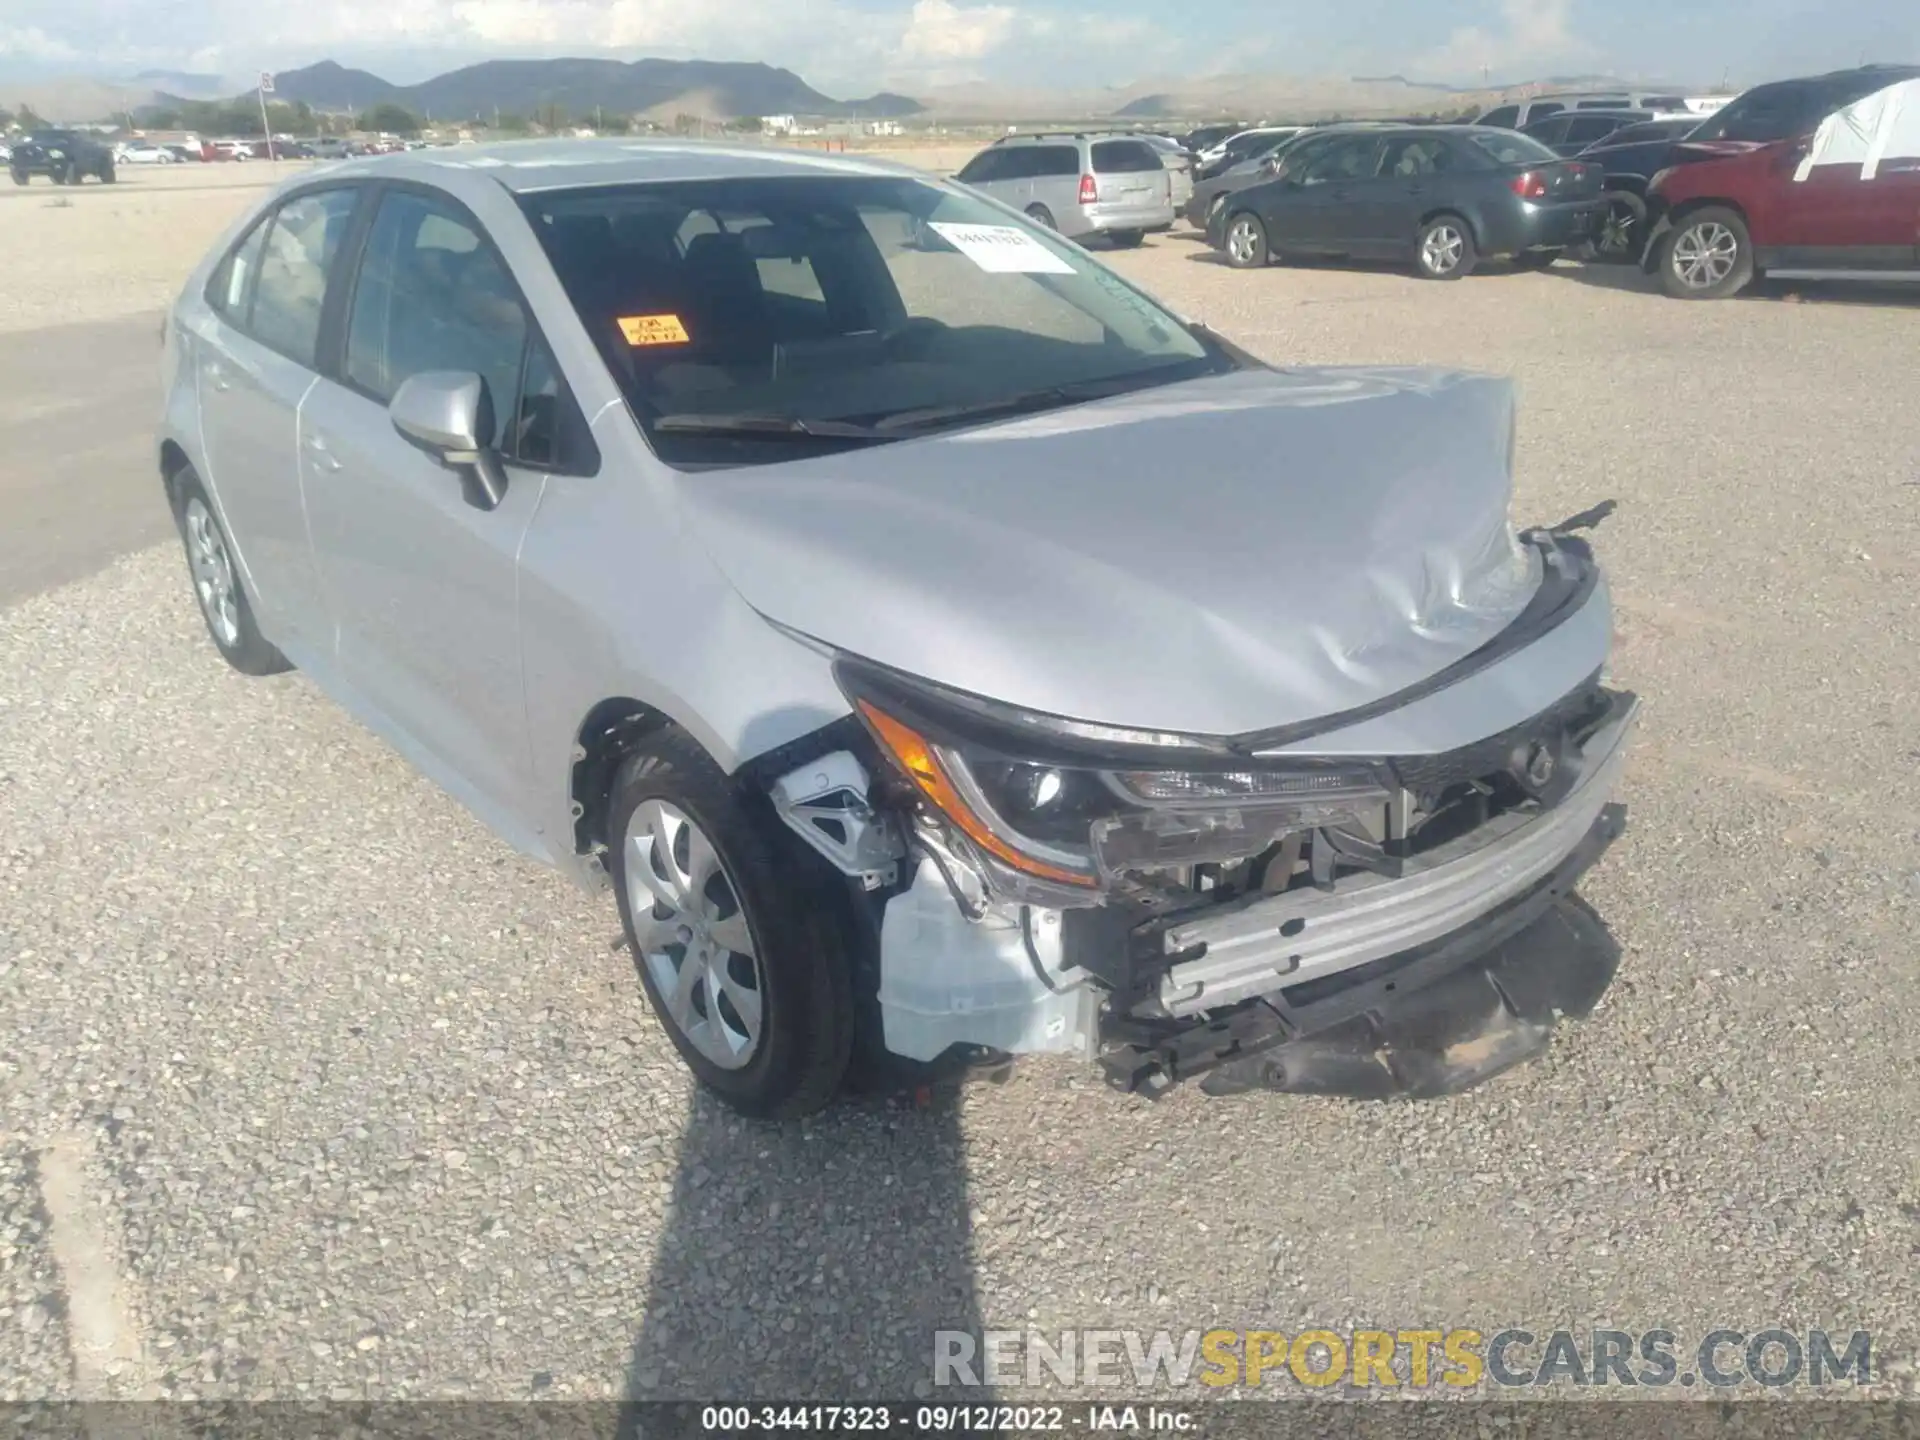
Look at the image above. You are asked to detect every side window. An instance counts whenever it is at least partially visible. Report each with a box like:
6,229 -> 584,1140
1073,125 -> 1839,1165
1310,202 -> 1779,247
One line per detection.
247,188 -> 360,365
1035,146 -> 1081,178
1479,106 -> 1520,129
956,150 -> 1003,184
345,190 -> 528,451
1380,137 -> 1453,177
506,336 -> 570,469
209,216 -> 270,321
1298,137 -> 1379,185
1567,116 -> 1621,144
1528,102 -> 1566,122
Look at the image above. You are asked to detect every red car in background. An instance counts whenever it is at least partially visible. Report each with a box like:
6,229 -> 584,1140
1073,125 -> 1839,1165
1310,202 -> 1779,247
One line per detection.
1642,64 -> 1920,298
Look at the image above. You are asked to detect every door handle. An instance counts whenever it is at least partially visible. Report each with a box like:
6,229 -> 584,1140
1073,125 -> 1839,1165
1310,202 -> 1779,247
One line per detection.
204,361 -> 230,392
304,433 -> 342,473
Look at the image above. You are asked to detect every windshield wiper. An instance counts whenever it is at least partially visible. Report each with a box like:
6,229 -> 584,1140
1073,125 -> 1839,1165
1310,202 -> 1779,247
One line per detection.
651,413 -> 890,441
872,370 -> 1203,435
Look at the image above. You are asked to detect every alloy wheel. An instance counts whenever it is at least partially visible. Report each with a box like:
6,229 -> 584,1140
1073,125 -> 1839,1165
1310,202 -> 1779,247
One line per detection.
1227,217 -> 1260,265
1596,201 -> 1637,259
183,496 -> 241,648
1671,221 -> 1739,290
624,799 -> 765,1070
1422,223 -> 1465,275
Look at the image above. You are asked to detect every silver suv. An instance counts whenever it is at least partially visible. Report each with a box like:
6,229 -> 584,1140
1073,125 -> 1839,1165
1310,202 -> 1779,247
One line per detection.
955,132 -> 1175,246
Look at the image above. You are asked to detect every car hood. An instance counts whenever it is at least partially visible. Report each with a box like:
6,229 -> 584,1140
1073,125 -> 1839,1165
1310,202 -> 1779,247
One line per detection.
677,366 -> 1543,738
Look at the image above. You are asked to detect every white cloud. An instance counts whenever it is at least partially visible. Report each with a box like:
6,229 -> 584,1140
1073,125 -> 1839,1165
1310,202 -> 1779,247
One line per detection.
1422,0 -> 1594,81
897,0 -> 1018,63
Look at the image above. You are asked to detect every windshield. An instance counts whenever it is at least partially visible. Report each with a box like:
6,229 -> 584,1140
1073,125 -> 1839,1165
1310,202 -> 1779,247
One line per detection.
525,174 -> 1231,468
1467,130 -> 1561,166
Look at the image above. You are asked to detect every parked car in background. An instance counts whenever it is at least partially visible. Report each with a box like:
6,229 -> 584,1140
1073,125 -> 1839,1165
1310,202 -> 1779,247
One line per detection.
1184,128 -> 1326,228
1134,133 -> 1195,212
1181,122 -> 1248,154
1211,125 -> 1602,279
956,132 -> 1174,246
307,136 -> 354,160
0,142 -> 12,165
164,143 -> 207,162
1521,110 -> 1654,156
115,141 -> 178,164
161,140 -> 1635,1115
8,129 -> 116,184
1570,117 -> 1705,259
208,140 -> 254,161
1475,91 -> 1712,131
1644,71 -> 1920,298
1196,126 -> 1303,180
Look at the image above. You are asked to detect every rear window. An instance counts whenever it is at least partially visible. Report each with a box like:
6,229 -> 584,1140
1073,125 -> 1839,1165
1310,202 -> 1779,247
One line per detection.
1468,130 -> 1560,166
1091,141 -> 1162,174
1478,106 -> 1520,129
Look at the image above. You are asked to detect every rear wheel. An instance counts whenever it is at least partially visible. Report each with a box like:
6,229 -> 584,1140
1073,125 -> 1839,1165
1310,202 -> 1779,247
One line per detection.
1512,247 -> 1561,271
609,730 -> 855,1118
1223,211 -> 1268,269
98,161 -> 116,183
170,467 -> 293,676
1025,203 -> 1056,230
1658,206 -> 1752,299
8,167 -> 25,186
1415,215 -> 1476,279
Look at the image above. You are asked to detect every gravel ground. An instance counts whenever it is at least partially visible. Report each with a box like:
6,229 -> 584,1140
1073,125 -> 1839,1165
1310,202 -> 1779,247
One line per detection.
0,208 -> 1917,1412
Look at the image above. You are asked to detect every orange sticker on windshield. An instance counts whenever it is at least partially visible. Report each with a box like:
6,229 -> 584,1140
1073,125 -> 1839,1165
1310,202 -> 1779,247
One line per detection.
618,313 -> 689,346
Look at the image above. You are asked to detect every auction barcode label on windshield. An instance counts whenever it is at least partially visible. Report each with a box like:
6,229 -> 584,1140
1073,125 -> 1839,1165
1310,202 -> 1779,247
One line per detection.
929,223 -> 1078,274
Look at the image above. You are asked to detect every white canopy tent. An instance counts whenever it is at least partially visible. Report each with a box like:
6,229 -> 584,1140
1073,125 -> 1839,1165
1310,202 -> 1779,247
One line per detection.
1796,75 -> 1920,181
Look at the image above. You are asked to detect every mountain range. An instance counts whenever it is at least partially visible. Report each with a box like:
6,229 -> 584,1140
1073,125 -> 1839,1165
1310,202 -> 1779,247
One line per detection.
254,58 -> 921,122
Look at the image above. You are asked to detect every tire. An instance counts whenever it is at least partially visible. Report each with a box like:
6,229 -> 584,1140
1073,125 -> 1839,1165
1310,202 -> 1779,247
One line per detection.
1108,230 -> 1145,249
1591,191 -> 1646,263
1223,211 -> 1268,269
1415,214 -> 1476,279
8,168 -> 26,186
1512,248 -> 1561,271
609,730 -> 855,1118
1025,204 -> 1056,230
99,162 -> 116,184
169,466 -> 293,676
1657,206 -> 1753,300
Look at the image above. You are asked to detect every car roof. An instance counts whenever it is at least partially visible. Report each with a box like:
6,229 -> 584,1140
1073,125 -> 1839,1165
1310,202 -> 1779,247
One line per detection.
309,138 -> 928,194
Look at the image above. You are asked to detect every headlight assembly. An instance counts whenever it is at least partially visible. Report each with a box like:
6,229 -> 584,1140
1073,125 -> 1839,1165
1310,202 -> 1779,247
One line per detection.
836,659 -> 1391,900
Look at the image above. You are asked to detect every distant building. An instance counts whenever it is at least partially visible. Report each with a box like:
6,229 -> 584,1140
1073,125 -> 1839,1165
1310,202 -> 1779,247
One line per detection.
865,120 -> 904,136
761,114 -> 798,134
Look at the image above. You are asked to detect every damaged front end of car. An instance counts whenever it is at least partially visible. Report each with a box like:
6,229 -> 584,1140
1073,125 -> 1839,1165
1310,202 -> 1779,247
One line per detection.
757,527 -> 1637,1101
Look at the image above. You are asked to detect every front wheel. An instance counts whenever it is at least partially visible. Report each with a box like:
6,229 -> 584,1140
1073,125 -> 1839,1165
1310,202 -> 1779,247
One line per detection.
170,467 -> 292,676
609,731 -> 856,1118
1591,192 -> 1646,263
1657,207 -> 1752,300
8,167 -> 26,186
1223,211 -> 1268,269
1415,215 -> 1476,279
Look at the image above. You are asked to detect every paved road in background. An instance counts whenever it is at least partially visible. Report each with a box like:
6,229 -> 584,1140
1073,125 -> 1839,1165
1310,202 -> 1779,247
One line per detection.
0,314 -> 171,604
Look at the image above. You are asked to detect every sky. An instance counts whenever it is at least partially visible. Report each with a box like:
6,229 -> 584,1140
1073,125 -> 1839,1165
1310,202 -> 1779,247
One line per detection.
0,0 -> 1915,97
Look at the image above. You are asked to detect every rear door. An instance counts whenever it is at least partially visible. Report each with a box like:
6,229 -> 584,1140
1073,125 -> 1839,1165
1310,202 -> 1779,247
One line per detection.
299,184 -> 577,829
194,184 -> 363,649
1371,134 -> 1464,251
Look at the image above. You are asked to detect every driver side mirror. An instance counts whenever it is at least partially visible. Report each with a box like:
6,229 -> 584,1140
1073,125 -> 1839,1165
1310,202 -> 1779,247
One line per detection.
390,371 -> 508,511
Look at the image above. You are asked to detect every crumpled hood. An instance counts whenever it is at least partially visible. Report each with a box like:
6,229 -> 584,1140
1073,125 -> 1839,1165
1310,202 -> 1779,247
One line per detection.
678,366 -> 1543,738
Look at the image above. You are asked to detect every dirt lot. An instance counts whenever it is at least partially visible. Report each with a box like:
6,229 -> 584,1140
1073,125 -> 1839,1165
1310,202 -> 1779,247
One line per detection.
1,152 -> 1918,1411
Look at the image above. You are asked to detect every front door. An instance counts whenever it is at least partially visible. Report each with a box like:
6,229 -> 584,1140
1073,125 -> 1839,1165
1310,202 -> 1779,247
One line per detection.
1285,135 -> 1388,251
299,185 -> 551,837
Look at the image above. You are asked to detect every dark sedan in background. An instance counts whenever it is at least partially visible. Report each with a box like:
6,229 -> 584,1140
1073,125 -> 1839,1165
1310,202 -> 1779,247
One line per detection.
1208,125 -> 1603,279
1521,109 -> 1655,156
